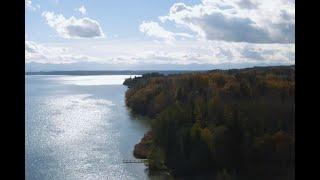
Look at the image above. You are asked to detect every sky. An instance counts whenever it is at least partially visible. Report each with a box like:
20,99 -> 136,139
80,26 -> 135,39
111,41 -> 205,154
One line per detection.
25,0 -> 295,71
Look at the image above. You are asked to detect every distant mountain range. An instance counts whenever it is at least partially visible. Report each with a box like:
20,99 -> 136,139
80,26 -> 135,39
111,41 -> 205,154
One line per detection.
25,62 -> 293,73
25,70 -> 198,75
26,65 -> 294,76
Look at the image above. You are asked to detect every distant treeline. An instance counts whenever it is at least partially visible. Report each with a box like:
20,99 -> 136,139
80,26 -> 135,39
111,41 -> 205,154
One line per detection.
25,70 -> 199,76
124,65 -> 295,180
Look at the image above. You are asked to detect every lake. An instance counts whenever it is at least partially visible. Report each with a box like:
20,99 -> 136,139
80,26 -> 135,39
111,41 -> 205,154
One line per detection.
25,75 -> 163,180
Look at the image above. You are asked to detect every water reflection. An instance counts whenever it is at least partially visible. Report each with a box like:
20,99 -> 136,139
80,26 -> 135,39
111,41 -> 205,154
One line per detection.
26,75 -> 163,180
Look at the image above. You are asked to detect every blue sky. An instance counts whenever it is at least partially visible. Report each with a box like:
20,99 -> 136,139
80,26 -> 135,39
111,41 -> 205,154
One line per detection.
25,0 -> 295,71
26,0 -> 201,42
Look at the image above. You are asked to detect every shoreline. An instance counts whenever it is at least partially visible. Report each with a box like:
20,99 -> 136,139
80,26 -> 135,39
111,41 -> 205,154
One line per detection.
133,131 -> 152,159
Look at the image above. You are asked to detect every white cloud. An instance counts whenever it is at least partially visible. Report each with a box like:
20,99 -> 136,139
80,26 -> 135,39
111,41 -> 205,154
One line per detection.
25,0 -> 32,8
25,41 -> 95,64
25,0 -> 40,11
135,0 -> 294,66
236,0 -> 260,9
42,11 -> 104,39
139,21 -> 175,42
159,0 -> 295,43
139,21 -> 193,42
25,0 -> 33,10
76,5 -> 87,15
29,0 -> 294,67
25,40 -> 294,65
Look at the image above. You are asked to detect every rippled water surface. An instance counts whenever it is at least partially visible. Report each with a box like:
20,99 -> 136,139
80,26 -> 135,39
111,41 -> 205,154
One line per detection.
25,75 -> 155,180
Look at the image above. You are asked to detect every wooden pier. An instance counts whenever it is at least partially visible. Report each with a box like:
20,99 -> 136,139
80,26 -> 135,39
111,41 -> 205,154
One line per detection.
122,159 -> 148,163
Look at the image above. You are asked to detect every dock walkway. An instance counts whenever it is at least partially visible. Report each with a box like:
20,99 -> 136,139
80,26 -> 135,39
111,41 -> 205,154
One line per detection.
122,159 -> 148,163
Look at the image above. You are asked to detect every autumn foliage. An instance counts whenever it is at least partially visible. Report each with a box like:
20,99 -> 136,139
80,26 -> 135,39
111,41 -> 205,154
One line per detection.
124,66 -> 295,179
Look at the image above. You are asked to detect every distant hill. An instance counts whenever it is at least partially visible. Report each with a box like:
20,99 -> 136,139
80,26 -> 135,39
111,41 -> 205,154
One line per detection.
25,70 -> 200,76
26,61 -> 293,72
25,65 -> 295,76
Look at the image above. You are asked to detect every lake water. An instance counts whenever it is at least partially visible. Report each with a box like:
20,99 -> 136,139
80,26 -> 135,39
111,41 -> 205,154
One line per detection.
25,75 -> 159,180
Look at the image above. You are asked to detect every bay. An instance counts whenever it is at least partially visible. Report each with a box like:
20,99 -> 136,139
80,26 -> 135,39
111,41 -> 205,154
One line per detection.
25,75 -> 158,180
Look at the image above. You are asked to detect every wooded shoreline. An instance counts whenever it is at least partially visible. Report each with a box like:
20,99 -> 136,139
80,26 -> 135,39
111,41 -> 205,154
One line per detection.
124,65 -> 295,179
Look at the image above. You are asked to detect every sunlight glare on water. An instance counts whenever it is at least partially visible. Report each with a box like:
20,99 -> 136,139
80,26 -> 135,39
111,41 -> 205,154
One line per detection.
25,75 -> 152,180
53,75 -> 141,86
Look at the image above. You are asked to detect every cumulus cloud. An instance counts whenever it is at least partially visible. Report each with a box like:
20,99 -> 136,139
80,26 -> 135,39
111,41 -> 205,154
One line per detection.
236,0 -> 260,9
42,11 -> 104,39
25,0 -> 40,11
76,5 -> 87,15
134,0 -> 295,65
25,41 -> 94,64
139,21 -> 192,42
26,39 -> 294,66
140,41 -> 292,64
139,21 -> 175,41
25,0 -> 32,9
160,0 -> 295,43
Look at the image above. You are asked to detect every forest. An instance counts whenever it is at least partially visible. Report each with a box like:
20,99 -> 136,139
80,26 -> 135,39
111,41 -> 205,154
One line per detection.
123,65 -> 295,180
